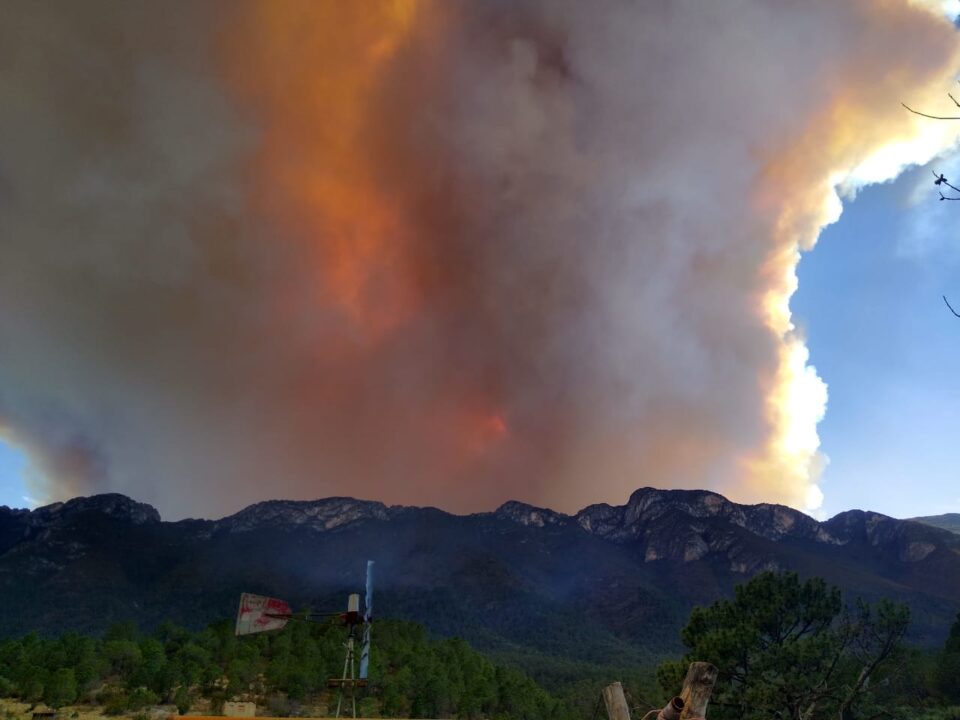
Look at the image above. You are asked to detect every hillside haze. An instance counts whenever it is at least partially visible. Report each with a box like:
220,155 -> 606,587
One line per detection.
912,513 -> 960,534
3,488 -> 959,683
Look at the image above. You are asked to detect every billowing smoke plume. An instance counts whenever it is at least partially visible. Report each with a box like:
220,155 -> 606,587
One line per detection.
0,0 -> 958,519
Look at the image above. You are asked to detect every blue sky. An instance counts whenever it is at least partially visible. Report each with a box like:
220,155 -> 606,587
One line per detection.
0,439 -> 29,509
794,156 -> 960,519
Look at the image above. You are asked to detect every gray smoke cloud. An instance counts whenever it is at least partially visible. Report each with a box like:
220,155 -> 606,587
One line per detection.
0,0 -> 957,519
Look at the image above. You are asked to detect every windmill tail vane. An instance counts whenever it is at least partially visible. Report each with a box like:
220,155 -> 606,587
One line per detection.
235,593 -> 293,636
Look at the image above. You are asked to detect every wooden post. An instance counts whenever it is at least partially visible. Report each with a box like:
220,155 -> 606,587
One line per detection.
679,662 -> 718,720
602,681 -> 632,720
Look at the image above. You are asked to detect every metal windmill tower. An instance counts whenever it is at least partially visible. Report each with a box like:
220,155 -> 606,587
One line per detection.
328,560 -> 375,718
234,560 -> 375,719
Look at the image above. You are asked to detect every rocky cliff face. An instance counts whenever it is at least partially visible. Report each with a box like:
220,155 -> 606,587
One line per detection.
217,497 -> 393,533
572,487 -> 837,545
825,510 -> 957,563
494,501 -> 569,528
28,493 -> 161,526
489,488 -> 954,574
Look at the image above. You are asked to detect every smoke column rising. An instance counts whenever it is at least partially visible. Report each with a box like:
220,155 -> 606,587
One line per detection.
0,0 -> 958,518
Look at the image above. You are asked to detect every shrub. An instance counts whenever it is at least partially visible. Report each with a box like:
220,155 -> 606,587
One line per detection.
102,690 -> 129,716
173,687 -> 191,716
126,687 -> 159,711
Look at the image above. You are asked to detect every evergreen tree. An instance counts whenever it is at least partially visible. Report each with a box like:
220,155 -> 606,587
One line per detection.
936,612 -> 960,704
43,668 -> 77,708
658,571 -> 910,720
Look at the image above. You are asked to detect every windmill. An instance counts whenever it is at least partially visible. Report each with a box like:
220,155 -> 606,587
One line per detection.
328,560 -> 375,718
234,560 -> 375,719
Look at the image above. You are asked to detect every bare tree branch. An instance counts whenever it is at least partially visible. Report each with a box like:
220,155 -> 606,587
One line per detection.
901,102 -> 960,120
902,92 -> 960,319
934,171 -> 960,195
944,296 -> 960,318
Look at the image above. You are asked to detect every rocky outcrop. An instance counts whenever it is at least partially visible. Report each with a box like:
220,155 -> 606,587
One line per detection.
216,497 -> 393,533
28,493 -> 161,529
824,510 -> 959,563
494,501 -> 570,528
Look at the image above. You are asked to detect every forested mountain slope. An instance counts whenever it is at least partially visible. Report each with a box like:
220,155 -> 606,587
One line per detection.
2,488 -> 958,687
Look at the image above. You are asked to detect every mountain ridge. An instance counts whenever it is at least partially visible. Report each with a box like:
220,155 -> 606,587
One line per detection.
1,487 -> 958,687
18,486 -> 951,539
9,488 -> 960,582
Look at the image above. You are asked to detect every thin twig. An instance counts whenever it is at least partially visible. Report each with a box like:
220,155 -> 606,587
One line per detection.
944,296 -> 960,318
901,102 -> 960,120
939,192 -> 960,201
935,172 -> 960,195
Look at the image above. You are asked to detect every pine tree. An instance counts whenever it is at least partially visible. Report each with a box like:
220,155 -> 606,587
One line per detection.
659,571 -> 910,720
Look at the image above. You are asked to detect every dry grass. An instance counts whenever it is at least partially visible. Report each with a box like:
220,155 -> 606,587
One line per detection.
0,699 -> 187,720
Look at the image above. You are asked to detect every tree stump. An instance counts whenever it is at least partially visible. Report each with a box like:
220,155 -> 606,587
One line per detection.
602,681 -> 632,720
679,662 -> 718,720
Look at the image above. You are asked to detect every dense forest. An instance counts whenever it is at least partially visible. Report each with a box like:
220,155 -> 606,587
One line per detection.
0,573 -> 957,719
0,618 -> 573,719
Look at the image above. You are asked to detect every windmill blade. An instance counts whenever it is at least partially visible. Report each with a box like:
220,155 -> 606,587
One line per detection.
359,560 -> 374,679
359,623 -> 372,679
364,560 -> 374,622
235,592 -> 292,636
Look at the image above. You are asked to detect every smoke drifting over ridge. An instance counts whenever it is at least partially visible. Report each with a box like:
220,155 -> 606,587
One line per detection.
0,1 -> 958,519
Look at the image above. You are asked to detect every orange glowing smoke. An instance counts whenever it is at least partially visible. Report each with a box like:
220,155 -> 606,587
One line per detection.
76,0 -> 942,518
218,0 -> 960,515
216,1 -> 517,509
225,0 -> 428,341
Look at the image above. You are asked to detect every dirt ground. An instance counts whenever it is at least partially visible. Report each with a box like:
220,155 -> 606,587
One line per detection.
0,699 -> 432,720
